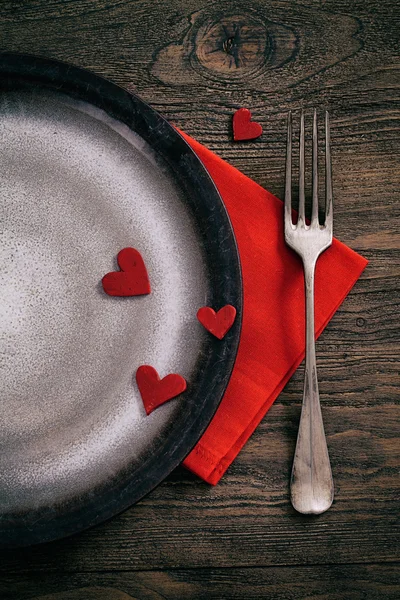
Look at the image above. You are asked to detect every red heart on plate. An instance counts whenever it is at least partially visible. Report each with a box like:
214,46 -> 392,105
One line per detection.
197,305 -> 237,339
136,365 -> 187,415
233,108 -> 263,141
102,247 -> 151,296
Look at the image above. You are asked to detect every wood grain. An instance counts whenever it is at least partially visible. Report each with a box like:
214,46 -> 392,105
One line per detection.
32,589 -> 136,600
3,565 -> 400,600
1,405 -> 398,576
0,0 -> 399,597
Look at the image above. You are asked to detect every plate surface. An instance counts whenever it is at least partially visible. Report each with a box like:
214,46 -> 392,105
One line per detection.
0,55 -> 242,547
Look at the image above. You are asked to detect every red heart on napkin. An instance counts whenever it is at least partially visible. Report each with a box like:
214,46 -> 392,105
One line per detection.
197,305 -> 237,339
233,108 -> 263,141
136,365 -> 187,415
102,247 -> 151,297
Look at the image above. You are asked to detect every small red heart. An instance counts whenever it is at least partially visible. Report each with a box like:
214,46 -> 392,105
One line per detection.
197,305 -> 237,339
233,108 -> 263,141
136,365 -> 187,415
102,247 -> 151,297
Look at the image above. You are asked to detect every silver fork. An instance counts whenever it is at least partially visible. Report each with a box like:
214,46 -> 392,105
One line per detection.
284,110 -> 334,515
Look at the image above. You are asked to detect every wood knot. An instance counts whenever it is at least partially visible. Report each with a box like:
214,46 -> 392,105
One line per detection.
222,36 -> 235,54
151,6 -> 361,91
193,14 -> 270,80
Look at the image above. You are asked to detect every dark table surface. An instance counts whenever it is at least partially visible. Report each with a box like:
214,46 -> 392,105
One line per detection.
1,1 -> 399,599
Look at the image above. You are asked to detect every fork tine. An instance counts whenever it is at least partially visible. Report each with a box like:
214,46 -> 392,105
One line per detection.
325,111 -> 333,230
285,111 -> 292,227
298,110 -> 305,225
312,109 -> 319,224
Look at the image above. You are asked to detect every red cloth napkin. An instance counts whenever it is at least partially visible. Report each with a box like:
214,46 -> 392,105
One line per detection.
180,132 -> 368,485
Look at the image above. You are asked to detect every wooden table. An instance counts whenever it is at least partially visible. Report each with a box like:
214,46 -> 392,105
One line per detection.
1,1 -> 399,598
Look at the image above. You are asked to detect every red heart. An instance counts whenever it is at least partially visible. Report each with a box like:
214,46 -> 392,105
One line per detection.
136,365 -> 187,415
102,247 -> 151,297
197,305 -> 237,339
233,108 -> 263,141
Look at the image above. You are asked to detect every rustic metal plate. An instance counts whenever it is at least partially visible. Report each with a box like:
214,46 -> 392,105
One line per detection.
0,55 -> 242,548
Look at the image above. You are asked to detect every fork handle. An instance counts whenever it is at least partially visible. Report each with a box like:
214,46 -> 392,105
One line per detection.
290,259 -> 334,515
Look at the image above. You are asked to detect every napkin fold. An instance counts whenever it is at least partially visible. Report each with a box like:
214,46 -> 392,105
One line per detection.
180,132 -> 368,485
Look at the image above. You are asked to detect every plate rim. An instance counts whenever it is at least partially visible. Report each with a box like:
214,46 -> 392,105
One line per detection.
0,52 -> 242,548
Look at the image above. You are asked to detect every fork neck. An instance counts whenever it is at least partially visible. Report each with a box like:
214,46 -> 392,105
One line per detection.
303,258 -> 317,362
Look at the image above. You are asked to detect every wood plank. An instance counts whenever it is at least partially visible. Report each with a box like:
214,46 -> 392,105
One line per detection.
0,405 -> 398,572
2,564 -> 400,600
32,589 -> 135,600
